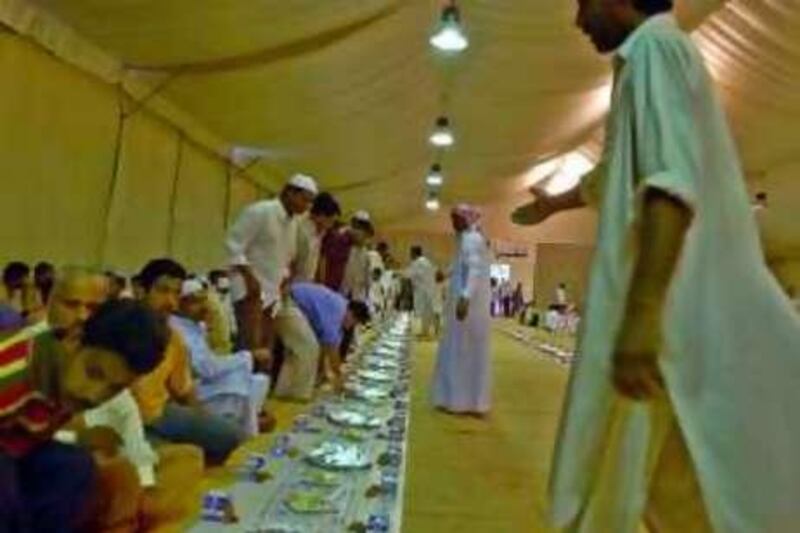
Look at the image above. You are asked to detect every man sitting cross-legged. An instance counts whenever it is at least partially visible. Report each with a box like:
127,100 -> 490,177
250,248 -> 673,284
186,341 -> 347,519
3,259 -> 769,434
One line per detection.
171,278 -> 271,437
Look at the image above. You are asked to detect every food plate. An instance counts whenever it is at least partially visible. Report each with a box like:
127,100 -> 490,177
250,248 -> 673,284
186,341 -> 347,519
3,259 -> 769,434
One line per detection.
284,489 -> 337,514
372,345 -> 401,356
327,407 -> 384,429
346,383 -> 391,403
357,369 -> 394,383
364,358 -> 399,371
307,440 -> 371,470
301,469 -> 341,487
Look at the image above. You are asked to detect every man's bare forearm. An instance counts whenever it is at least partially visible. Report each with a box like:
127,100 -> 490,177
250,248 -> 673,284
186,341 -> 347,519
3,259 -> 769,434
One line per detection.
626,189 -> 692,315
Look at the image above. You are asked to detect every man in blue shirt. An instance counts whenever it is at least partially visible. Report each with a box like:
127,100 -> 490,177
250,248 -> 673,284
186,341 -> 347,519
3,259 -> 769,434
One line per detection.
273,283 -> 370,399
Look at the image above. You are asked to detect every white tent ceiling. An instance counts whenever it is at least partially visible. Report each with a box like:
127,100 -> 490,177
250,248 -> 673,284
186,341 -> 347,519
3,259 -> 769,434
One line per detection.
22,0 -> 800,256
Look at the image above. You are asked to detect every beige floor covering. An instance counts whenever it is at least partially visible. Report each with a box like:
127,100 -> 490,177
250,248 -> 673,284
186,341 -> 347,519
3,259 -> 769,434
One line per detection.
401,324 -> 569,533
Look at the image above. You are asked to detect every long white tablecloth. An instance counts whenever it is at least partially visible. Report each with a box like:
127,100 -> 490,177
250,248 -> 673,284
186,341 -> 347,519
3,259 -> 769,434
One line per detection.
191,313 -> 413,533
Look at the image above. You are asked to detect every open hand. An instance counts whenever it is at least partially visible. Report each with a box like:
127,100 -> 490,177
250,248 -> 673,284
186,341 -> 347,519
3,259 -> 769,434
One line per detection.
511,185 -> 557,226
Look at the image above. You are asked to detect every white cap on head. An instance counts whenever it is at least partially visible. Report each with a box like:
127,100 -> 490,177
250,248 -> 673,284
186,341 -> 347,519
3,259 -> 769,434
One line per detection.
352,210 -> 371,223
181,278 -> 205,298
287,173 -> 318,195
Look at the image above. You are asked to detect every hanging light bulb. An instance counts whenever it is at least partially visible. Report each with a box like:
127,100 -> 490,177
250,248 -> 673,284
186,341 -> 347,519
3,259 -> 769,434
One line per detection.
752,191 -> 768,211
426,197 -> 441,211
426,164 -> 444,186
430,116 -> 455,147
430,3 -> 469,52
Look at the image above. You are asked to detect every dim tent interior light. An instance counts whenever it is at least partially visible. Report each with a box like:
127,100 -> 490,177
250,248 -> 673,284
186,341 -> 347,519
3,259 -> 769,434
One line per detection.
426,164 -> 444,186
430,116 -> 455,147
430,3 -> 469,52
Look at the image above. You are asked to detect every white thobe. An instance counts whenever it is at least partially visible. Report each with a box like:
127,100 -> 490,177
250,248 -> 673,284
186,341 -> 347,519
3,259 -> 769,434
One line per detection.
555,287 -> 568,306
433,279 -> 445,315
293,216 -> 321,283
405,256 -> 437,330
367,250 -> 385,273
170,316 -> 270,437
432,228 -> 492,413
225,198 -> 299,308
549,14 -> 800,532
341,245 -> 371,302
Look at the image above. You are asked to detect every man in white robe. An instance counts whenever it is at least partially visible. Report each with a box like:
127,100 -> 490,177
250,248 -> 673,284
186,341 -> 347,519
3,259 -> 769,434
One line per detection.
432,204 -> 492,416
513,1 -> 800,531
173,279 -> 270,437
405,246 -> 438,338
225,174 -> 317,353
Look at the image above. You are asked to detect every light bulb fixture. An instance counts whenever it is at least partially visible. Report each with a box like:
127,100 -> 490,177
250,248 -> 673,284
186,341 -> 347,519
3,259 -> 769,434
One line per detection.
430,3 -> 469,52
425,188 -> 441,211
752,191 -> 768,211
430,116 -> 455,147
426,164 -> 444,187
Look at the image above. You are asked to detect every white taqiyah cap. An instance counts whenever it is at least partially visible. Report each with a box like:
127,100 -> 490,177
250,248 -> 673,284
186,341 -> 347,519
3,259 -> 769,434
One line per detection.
287,174 -> 318,195
352,210 -> 371,222
181,278 -> 205,298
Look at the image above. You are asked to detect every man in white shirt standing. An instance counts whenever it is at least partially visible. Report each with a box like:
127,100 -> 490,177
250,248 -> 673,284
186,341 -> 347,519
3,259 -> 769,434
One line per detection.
225,174 -> 318,357
514,1 -> 800,531
405,246 -> 438,339
554,282 -> 569,310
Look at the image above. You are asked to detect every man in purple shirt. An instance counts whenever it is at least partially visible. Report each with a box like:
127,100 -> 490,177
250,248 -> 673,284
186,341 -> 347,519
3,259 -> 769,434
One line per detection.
273,283 -> 370,399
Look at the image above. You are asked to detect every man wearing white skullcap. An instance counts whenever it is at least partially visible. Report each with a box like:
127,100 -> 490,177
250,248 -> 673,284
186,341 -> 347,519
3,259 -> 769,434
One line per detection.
225,173 -> 318,357
287,174 -> 319,196
172,279 -> 270,437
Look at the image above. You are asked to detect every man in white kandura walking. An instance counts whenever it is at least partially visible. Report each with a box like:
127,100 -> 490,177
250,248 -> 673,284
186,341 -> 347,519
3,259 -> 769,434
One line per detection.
405,245 -> 438,339
432,204 -> 492,417
513,0 -> 800,531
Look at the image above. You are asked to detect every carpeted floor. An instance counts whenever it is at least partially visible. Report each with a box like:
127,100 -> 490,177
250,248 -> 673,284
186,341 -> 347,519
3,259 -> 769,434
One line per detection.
401,323 -> 569,533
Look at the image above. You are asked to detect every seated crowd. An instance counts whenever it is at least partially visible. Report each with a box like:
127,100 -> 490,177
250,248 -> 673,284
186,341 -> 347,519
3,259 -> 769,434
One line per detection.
0,180 -> 401,532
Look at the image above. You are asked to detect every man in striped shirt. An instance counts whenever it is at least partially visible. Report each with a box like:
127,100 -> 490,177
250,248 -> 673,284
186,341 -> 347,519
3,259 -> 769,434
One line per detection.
0,299 -> 167,532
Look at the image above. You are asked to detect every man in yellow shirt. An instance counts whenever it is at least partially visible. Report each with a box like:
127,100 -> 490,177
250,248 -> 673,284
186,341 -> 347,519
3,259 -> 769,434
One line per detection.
131,259 -> 243,465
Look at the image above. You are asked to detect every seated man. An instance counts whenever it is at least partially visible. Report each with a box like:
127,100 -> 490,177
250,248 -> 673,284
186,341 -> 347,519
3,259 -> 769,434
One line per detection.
275,282 -> 371,398
172,278 -> 270,437
81,389 -> 204,532
131,259 -> 244,465
46,267 -> 204,531
1,262 -> 34,336
0,299 -> 167,532
204,270 -> 236,354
